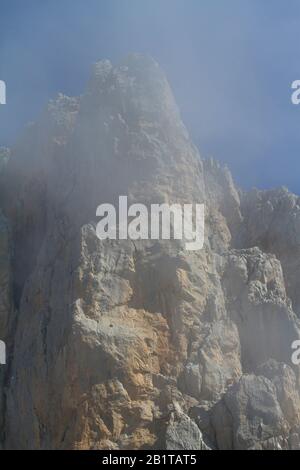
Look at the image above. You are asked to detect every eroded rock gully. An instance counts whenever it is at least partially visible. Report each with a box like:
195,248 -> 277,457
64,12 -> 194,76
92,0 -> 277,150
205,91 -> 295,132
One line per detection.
0,55 -> 300,450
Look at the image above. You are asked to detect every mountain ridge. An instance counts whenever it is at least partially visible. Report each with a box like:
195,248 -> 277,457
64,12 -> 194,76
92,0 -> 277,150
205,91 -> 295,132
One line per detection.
0,55 -> 300,450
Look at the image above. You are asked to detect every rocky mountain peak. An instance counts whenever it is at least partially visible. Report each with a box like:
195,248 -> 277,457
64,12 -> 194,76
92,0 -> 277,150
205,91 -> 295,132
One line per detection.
0,56 -> 300,450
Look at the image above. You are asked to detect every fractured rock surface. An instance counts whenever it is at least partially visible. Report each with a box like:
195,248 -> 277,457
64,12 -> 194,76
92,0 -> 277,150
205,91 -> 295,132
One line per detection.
0,55 -> 300,449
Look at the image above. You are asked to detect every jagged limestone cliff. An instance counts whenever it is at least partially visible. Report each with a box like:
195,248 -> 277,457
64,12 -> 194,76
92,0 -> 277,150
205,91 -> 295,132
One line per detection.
1,55 -> 300,450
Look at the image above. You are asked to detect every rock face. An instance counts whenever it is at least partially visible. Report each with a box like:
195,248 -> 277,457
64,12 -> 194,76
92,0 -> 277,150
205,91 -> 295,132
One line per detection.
0,54 -> 300,450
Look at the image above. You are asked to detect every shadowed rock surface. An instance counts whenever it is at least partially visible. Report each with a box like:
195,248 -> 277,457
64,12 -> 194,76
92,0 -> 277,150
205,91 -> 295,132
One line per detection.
0,55 -> 300,450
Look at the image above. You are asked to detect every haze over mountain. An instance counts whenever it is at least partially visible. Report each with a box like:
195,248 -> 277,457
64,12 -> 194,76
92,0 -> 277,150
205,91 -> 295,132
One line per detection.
1,55 -> 300,449
1,0 -> 300,192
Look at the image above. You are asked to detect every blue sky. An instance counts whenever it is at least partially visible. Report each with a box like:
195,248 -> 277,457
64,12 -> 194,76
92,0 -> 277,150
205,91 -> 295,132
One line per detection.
0,0 -> 300,192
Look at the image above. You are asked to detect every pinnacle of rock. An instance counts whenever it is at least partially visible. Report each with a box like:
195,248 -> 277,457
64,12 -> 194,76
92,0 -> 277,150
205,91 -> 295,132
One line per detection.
1,57 -> 300,450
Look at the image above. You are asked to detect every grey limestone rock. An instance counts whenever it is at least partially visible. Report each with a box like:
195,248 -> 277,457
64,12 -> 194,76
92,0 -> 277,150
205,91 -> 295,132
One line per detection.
0,55 -> 300,450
